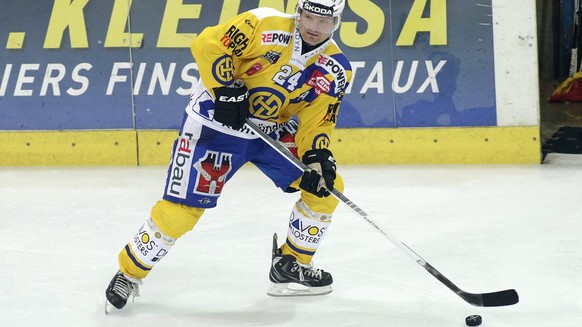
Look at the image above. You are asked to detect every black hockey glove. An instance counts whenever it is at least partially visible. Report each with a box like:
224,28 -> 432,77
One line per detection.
299,149 -> 336,197
213,82 -> 249,130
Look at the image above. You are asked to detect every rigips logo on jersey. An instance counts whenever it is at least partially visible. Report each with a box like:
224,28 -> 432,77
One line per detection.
261,30 -> 292,46
303,1 -> 333,17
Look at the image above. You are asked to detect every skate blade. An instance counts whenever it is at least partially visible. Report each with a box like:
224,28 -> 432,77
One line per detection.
267,282 -> 332,297
105,299 -> 115,315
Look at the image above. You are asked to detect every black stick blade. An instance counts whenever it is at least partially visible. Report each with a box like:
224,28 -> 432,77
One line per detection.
460,289 -> 519,307
423,261 -> 519,307
481,289 -> 519,307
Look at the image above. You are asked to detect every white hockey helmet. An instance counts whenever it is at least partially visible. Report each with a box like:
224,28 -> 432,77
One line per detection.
296,0 -> 345,32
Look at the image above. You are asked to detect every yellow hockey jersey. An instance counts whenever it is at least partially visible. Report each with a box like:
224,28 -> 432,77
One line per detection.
188,7 -> 352,158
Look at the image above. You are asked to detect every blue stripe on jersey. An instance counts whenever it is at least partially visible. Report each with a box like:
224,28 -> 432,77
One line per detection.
328,53 -> 351,96
330,53 -> 352,71
124,245 -> 152,271
285,239 -> 316,256
197,99 -> 215,120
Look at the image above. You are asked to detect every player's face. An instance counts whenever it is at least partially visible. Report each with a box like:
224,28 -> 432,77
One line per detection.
298,11 -> 336,45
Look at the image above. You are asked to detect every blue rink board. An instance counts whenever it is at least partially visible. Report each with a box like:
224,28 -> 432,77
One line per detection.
0,0 -> 495,130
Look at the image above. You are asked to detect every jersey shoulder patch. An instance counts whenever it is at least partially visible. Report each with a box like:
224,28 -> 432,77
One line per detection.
314,52 -> 351,95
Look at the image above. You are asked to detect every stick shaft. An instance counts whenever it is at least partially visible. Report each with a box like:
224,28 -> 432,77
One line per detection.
245,119 -> 518,307
245,119 -> 421,260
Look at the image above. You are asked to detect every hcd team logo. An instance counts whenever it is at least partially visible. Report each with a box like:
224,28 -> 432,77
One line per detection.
212,54 -> 235,85
312,133 -> 330,149
193,151 -> 233,195
248,87 -> 286,119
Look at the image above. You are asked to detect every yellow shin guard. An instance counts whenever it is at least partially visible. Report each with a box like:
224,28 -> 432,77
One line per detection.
119,200 -> 204,279
281,199 -> 332,266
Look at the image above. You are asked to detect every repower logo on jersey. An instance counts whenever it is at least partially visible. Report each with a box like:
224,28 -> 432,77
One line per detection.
221,25 -> 249,57
261,30 -> 292,46
303,1 -> 333,17
316,54 -> 347,94
193,151 -> 232,195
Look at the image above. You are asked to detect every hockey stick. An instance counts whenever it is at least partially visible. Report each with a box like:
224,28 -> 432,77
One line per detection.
576,0 -> 582,72
570,0 -> 581,75
245,119 -> 519,307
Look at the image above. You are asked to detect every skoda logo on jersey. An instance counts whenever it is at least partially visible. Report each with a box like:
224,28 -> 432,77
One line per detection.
248,87 -> 285,119
212,54 -> 235,86
303,1 -> 333,16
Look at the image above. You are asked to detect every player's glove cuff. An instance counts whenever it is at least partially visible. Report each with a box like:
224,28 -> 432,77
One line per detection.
299,149 -> 336,197
213,81 -> 249,130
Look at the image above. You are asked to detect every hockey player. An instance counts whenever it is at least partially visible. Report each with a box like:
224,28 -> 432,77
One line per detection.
105,0 -> 351,312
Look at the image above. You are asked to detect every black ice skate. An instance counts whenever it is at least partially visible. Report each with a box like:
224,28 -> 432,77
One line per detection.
105,270 -> 141,314
267,233 -> 333,297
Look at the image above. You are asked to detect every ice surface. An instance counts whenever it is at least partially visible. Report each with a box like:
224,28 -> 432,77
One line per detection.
1,160 -> 581,326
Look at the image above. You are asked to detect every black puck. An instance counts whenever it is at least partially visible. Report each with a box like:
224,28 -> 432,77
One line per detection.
465,315 -> 482,326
